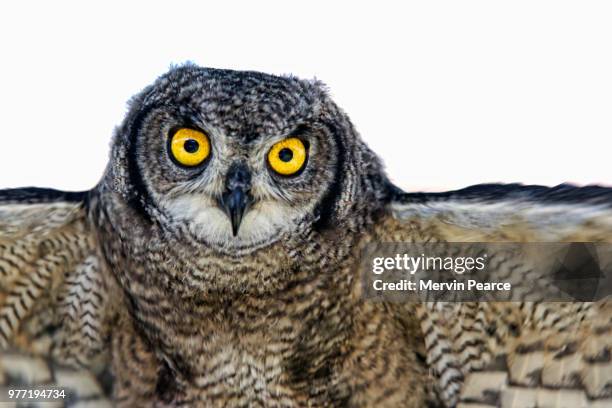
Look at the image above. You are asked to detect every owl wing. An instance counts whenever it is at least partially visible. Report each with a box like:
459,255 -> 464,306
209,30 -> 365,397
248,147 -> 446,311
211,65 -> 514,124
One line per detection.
0,187 -> 114,404
384,183 -> 612,408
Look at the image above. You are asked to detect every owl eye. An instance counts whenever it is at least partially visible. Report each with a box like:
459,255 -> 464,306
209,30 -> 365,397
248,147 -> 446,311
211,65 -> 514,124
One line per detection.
267,137 -> 308,176
169,128 -> 211,167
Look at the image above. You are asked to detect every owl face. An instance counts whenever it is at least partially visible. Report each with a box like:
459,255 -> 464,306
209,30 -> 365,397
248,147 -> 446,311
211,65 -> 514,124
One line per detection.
108,66 -> 370,253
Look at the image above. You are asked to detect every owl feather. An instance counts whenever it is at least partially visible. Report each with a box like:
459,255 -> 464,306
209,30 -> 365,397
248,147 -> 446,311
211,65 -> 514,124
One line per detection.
382,184 -> 612,407
0,188 -> 114,404
0,66 -> 610,407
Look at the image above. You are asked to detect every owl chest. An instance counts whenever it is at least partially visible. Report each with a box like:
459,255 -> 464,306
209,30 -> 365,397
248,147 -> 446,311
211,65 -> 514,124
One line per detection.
197,341 -> 278,400
178,305 -> 349,404
185,322 -> 310,403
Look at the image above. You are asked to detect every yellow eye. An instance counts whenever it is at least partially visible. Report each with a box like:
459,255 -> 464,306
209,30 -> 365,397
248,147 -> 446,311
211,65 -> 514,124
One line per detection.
169,128 -> 210,167
267,137 -> 307,176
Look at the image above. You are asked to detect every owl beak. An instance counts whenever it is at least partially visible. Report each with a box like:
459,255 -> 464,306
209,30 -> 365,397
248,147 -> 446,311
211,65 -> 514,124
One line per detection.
219,163 -> 253,237
220,188 -> 251,236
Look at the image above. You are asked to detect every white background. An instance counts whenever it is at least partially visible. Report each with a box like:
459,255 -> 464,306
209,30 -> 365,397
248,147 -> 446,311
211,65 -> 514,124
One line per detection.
0,1 -> 610,192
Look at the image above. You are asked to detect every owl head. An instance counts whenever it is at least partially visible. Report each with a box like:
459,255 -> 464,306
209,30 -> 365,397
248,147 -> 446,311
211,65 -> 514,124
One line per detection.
103,65 -> 391,255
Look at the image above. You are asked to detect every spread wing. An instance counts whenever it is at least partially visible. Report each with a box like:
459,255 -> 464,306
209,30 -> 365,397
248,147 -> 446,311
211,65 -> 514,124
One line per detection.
0,187 -> 114,404
384,183 -> 612,407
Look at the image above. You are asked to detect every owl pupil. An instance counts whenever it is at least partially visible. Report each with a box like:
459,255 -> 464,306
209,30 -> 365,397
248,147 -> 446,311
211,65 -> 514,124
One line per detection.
278,148 -> 293,162
184,139 -> 199,153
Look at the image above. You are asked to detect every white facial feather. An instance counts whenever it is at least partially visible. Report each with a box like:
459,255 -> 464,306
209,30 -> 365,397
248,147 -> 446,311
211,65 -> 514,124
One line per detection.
160,194 -> 303,250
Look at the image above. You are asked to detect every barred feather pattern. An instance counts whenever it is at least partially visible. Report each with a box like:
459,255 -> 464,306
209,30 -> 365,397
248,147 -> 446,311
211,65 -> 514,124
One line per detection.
0,201 -> 113,405
52,255 -> 110,366
417,301 -> 612,407
385,196 -> 612,407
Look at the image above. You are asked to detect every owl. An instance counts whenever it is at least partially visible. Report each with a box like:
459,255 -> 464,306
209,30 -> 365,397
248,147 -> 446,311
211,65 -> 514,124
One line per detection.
1,65 -> 611,407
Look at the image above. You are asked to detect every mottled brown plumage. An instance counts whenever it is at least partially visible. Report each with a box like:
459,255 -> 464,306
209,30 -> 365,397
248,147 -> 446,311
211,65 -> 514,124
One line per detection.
1,65 -> 611,407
